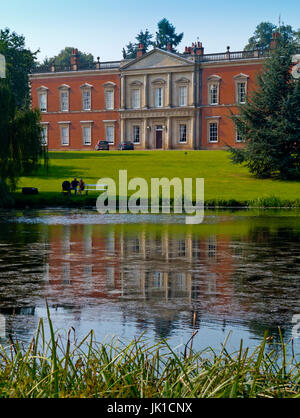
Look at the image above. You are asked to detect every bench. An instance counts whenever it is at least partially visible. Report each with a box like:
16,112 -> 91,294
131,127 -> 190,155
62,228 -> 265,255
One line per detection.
84,184 -> 108,195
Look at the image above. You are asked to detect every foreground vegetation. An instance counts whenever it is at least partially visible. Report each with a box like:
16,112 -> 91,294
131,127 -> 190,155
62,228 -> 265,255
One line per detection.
1,311 -> 300,398
9,150 -> 300,209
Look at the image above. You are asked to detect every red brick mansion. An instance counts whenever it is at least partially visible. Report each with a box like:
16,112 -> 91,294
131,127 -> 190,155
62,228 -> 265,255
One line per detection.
29,34 -> 298,151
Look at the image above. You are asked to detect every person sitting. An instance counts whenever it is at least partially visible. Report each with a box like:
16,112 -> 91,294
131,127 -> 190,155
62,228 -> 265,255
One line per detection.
79,178 -> 85,195
62,180 -> 71,195
70,177 -> 79,195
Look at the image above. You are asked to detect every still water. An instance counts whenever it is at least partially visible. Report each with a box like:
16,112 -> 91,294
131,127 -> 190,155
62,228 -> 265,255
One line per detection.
0,208 -> 300,356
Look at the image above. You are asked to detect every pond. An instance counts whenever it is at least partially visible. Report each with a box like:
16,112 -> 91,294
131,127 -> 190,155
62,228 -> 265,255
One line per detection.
0,208 -> 300,357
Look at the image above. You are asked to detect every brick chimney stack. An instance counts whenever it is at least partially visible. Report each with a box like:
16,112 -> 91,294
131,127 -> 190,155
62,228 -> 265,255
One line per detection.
183,41 -> 204,56
71,48 -> 79,70
136,43 -> 146,57
270,32 -> 280,50
167,42 -> 172,51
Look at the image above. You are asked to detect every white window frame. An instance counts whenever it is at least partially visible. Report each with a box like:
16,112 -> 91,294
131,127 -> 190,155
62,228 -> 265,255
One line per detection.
82,89 -> 91,111
60,91 -> 69,112
105,89 -> 114,110
235,128 -> 243,143
207,75 -> 221,106
105,125 -> 115,144
155,87 -> 163,108
131,89 -> 141,109
179,124 -> 187,143
37,86 -> 48,112
237,82 -> 246,104
80,83 -> 93,111
209,83 -> 219,105
82,124 -> 92,146
234,74 -> 249,104
60,125 -> 70,146
133,125 -> 140,144
40,124 -> 48,146
59,86 -> 70,112
178,86 -> 187,107
208,121 -> 218,143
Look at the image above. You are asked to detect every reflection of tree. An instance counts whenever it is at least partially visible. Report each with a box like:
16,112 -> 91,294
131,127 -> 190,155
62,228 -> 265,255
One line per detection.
0,219 -> 49,308
231,224 -> 300,342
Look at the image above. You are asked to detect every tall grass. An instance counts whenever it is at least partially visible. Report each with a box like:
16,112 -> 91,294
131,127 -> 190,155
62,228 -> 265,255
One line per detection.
0,310 -> 300,398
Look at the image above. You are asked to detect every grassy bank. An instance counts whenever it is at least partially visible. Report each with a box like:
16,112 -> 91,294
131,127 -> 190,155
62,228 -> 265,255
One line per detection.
9,191 -> 300,209
8,150 -> 299,209
0,313 -> 299,398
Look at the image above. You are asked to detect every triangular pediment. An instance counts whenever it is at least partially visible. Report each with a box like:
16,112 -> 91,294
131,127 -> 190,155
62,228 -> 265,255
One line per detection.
121,48 -> 193,71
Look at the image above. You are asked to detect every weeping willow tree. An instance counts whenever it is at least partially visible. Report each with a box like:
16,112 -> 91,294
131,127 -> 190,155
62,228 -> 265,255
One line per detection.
0,80 -> 47,206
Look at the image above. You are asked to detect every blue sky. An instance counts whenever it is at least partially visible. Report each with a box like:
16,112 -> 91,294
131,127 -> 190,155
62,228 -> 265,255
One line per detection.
1,0 -> 299,62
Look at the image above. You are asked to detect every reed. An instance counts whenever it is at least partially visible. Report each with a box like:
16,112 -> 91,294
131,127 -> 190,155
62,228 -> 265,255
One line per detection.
0,310 -> 300,398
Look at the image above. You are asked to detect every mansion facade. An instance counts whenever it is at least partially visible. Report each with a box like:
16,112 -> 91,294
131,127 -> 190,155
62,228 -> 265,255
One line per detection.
29,37 -> 285,150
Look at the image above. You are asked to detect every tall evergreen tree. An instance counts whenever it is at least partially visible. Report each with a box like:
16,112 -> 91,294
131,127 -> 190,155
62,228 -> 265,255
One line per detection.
229,42 -> 300,179
155,18 -> 183,52
123,29 -> 153,59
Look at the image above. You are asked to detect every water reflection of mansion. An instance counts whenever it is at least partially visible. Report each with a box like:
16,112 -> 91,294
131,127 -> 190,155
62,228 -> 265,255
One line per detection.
47,224 -> 233,311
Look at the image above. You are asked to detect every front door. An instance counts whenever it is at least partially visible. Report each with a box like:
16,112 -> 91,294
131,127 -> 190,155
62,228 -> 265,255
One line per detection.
155,126 -> 163,149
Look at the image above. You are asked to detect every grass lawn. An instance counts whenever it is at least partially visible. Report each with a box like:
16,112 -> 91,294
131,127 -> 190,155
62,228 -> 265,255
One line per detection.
16,150 -> 300,204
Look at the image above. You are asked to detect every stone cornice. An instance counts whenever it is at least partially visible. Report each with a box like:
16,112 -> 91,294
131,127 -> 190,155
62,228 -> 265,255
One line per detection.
120,107 -> 197,119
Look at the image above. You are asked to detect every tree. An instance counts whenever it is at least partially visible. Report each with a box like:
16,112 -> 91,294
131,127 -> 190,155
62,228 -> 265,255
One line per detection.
123,42 -> 138,59
229,42 -> 300,179
122,19 -> 184,58
0,28 -> 38,108
0,80 -> 47,205
123,29 -> 153,59
155,18 -> 183,52
42,47 -> 94,67
244,21 -> 299,51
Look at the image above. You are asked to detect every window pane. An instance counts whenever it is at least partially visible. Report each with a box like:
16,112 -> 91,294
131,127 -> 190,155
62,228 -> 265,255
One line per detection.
209,123 -> 218,142
209,84 -> 218,104
236,129 -> 243,142
39,93 -> 47,112
179,86 -> 187,106
83,126 -> 91,145
133,126 -> 140,143
106,90 -> 114,110
83,90 -> 91,110
155,87 -> 163,107
238,82 -> 246,103
132,89 -> 140,109
61,126 -> 69,145
179,124 -> 187,143
60,91 -> 68,111
106,126 -> 114,143
41,127 -> 47,145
